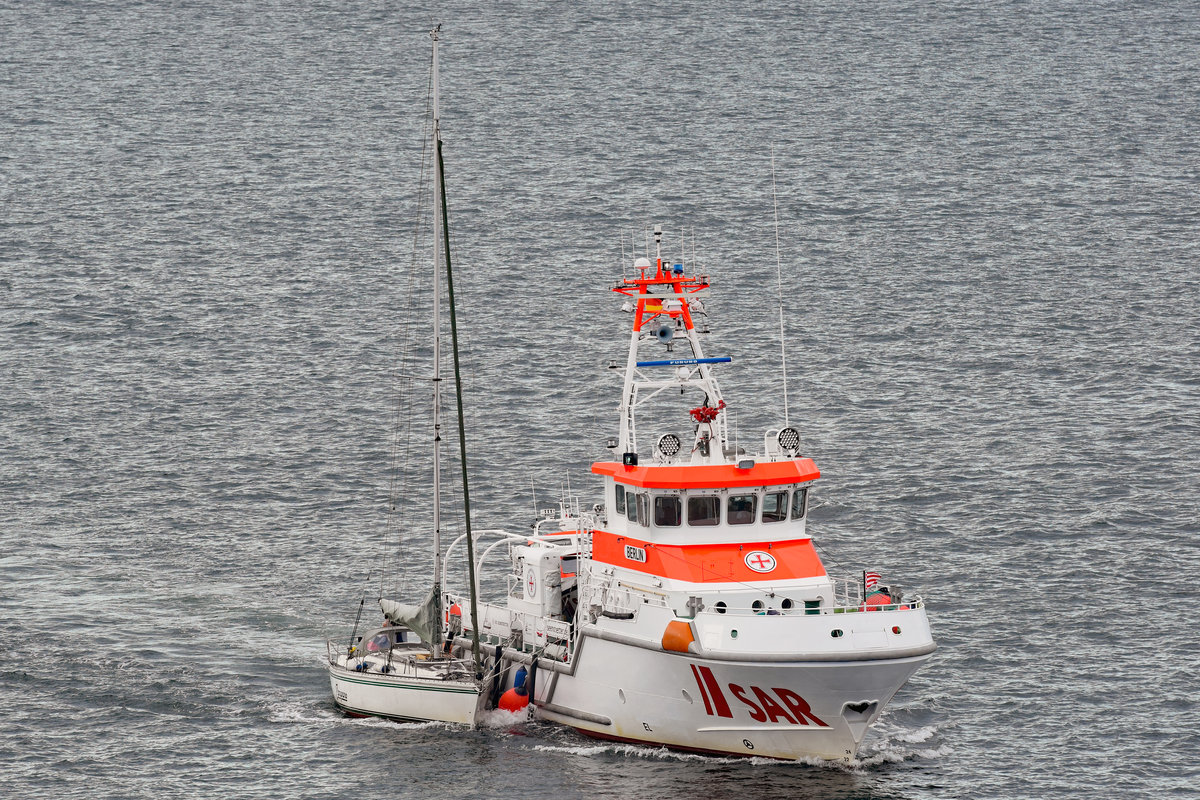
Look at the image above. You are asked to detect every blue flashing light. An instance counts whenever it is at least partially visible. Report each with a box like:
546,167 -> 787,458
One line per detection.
635,357 -> 732,367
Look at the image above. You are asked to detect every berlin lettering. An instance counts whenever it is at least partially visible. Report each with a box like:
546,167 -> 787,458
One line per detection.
689,664 -> 828,727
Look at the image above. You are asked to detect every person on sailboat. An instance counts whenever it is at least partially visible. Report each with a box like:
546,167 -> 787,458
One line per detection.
366,629 -> 390,653
366,616 -> 406,652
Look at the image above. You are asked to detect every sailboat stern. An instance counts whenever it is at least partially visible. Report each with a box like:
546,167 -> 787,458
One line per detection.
326,633 -> 483,726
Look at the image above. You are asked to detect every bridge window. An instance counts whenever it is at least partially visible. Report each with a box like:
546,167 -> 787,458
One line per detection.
626,491 -> 639,524
762,491 -> 788,522
687,496 -> 720,526
637,494 -> 651,527
614,484 -> 626,515
727,494 -> 757,525
791,487 -> 809,519
654,496 -> 681,527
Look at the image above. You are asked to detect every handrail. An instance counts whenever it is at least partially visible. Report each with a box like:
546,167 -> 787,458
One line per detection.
581,566 -> 923,618
441,527 -> 589,616
694,598 -> 925,617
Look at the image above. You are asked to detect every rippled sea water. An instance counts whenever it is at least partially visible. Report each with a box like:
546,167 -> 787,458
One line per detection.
3,1 -> 1198,798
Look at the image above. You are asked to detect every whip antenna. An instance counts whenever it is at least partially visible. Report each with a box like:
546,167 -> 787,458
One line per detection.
771,146 -> 790,427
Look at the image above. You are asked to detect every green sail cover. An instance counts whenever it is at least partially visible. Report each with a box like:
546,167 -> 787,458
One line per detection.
380,589 -> 438,644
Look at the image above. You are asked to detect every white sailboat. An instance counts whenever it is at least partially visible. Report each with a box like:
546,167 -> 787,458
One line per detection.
326,26 -> 485,725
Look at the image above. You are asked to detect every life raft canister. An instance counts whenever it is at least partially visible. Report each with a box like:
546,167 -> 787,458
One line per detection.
864,590 -> 892,610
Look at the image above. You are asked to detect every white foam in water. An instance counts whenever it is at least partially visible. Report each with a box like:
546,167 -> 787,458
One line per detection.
531,742 -> 744,763
531,741 -> 841,768
891,724 -> 939,744
853,722 -> 953,769
857,741 -> 955,769
265,697 -> 451,731
264,694 -> 366,726
477,707 -> 532,728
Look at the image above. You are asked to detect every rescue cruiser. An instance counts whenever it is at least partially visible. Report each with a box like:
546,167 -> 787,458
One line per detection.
328,28 -> 935,762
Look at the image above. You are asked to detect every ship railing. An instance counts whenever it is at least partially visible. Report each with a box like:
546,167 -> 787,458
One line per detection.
689,596 -> 926,617
577,569 -> 924,618
828,574 -> 924,612
442,527 -> 585,603
326,625 -> 429,666
447,595 -> 574,662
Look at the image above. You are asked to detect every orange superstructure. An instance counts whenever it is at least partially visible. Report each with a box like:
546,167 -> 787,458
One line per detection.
591,529 -> 827,583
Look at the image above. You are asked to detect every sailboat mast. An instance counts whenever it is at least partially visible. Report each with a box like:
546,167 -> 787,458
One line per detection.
430,26 -> 444,646
431,29 -> 483,675
438,139 -> 483,677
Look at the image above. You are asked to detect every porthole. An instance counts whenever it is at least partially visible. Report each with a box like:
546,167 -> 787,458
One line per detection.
731,629 -> 739,639
714,601 -> 727,615
830,629 -> 844,638
752,600 -> 765,614
781,598 -> 794,611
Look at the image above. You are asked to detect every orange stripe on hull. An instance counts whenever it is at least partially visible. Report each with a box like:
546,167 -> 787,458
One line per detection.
592,459 -> 819,489
591,529 -> 827,583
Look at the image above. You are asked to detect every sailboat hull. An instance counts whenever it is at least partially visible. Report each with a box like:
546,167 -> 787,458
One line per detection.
327,659 -> 482,725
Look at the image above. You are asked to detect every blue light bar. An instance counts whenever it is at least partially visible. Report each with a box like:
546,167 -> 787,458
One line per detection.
635,357 -> 732,367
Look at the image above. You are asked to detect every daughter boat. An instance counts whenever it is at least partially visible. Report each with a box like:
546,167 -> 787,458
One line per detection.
328,29 -> 935,762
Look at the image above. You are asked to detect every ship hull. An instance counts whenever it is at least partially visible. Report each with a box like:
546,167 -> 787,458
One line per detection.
535,635 -> 930,761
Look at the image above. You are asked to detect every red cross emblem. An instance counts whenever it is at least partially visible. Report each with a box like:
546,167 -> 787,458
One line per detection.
744,551 -> 776,573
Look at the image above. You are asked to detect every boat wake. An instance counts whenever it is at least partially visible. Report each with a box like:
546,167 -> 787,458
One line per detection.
476,708 -> 534,728
531,742 -> 765,764
852,721 -> 953,769
266,698 -> 455,731
526,720 -> 952,771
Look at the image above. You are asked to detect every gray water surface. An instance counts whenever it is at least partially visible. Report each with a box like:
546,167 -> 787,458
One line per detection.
2,1 -> 1198,798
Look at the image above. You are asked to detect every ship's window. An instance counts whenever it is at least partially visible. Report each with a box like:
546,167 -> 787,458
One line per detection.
626,491 -> 639,523
791,487 -> 809,519
762,491 -> 788,522
727,493 -> 757,525
687,496 -> 720,526
637,494 -> 651,527
614,484 -> 626,515
654,496 -> 681,527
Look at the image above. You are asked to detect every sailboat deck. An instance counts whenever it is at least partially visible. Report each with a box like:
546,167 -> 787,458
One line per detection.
329,641 -> 477,682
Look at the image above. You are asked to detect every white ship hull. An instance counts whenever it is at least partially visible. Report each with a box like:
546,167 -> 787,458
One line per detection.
535,631 -> 930,761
